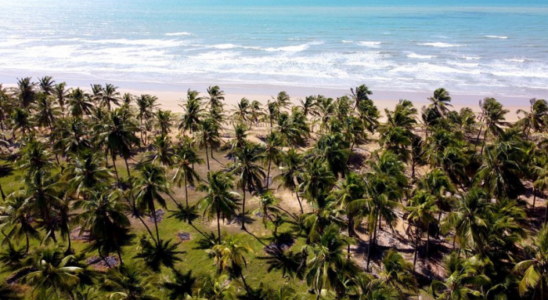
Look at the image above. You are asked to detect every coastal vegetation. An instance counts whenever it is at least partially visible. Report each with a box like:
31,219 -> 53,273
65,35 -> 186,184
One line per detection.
0,77 -> 547,299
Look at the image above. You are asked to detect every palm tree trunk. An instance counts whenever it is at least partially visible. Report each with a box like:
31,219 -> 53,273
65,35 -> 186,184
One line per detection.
265,157 -> 272,188
111,153 -> 120,183
184,174 -> 189,208
205,144 -> 210,171
66,232 -> 72,254
480,125 -> 489,154
137,214 -> 157,245
426,222 -> 430,261
295,187 -> 304,214
217,208 -> 222,242
366,212 -> 378,271
151,201 -> 161,244
210,147 -> 214,159
545,201 -> 548,225
413,227 -> 420,272
0,182 -> 5,201
124,157 -> 131,179
240,273 -> 250,293
116,247 -> 124,266
241,185 -> 247,230
533,186 -> 536,210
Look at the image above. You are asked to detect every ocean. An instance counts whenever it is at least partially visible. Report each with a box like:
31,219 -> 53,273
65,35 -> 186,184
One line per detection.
1,0 -> 547,99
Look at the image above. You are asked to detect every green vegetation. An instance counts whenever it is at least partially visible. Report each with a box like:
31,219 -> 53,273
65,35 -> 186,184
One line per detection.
0,78 -> 547,299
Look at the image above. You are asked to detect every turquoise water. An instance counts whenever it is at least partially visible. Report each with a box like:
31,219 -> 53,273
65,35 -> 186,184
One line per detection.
0,0 -> 547,97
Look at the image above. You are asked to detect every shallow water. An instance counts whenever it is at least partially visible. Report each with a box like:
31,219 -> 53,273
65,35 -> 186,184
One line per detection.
1,0 -> 547,98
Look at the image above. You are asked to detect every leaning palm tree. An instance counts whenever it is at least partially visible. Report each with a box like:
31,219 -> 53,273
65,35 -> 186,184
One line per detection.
514,225 -> 548,299
173,137 -> 203,209
516,98 -> 548,140
207,236 -> 253,291
232,142 -> 266,230
197,171 -> 240,242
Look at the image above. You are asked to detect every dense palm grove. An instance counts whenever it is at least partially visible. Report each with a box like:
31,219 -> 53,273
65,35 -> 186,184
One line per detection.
0,76 -> 547,300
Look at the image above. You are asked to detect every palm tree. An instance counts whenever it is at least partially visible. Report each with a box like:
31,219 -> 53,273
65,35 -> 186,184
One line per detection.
276,148 -> 305,214
0,192 -> 40,254
256,191 -> 281,228
351,84 -> 373,110
379,249 -> 417,296
250,100 -> 263,126
18,247 -> 83,299
316,96 -> 335,133
146,134 -> 175,167
156,109 -> 172,136
136,94 -> 158,144
64,151 -> 113,198
516,98 -> 548,140
514,225 -> 548,299
428,88 -> 452,116
232,97 -> 251,124
312,133 -> 351,178
73,189 -> 132,265
38,76 -> 55,95
207,236 -> 253,291
430,252 -> 490,300
479,97 -> 509,153
263,132 -> 283,188
333,172 -> 366,239
179,89 -> 205,134
232,142 -> 265,230
133,162 -> 172,244
135,236 -> 183,272
197,171 -> 240,242
442,188 -> 491,253
101,264 -> 159,300
67,88 -> 93,118
405,190 -> 437,270
194,118 -> 221,171
305,225 -> 359,299
206,85 -> 225,111
10,107 -> 31,137
173,137 -> 203,209
32,94 -> 61,131
299,95 -> 318,119
95,108 -> 140,181
98,83 -> 121,111
16,77 -> 36,108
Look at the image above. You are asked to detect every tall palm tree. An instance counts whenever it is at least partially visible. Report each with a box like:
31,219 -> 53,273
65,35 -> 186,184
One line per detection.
133,162 -> 172,244
16,77 -> 36,108
232,142 -> 265,230
299,95 -> 318,119
10,107 -> 31,137
514,225 -> 548,299
479,97 -> 509,153
73,189 -> 132,265
197,171 -> 240,242
276,148 -> 305,214
98,83 -> 121,111
173,137 -> 203,209
38,76 -> 55,95
194,118 -> 221,171
206,85 -> 225,112
516,98 -> 548,140
405,190 -> 437,269
179,89 -> 205,134
428,88 -> 452,117
64,151 -> 113,198
305,225 -> 359,299
32,94 -> 61,131
156,109 -> 172,136
136,94 -> 158,145
146,134 -> 175,167
351,84 -> 373,110
67,88 -> 93,118
95,108 -> 140,181
232,97 -> 251,124
263,132 -> 283,188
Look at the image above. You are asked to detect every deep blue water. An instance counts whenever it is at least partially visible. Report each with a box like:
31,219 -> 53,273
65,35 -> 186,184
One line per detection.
1,0 -> 547,97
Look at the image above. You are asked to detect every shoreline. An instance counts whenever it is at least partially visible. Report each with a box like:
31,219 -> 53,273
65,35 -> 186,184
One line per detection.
1,74 -> 535,122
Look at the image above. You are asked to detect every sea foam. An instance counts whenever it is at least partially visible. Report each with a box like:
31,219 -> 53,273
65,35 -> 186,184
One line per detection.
418,42 -> 462,48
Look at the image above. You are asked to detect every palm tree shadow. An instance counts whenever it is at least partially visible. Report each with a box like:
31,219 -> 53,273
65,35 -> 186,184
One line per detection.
0,164 -> 14,178
229,213 -> 255,227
